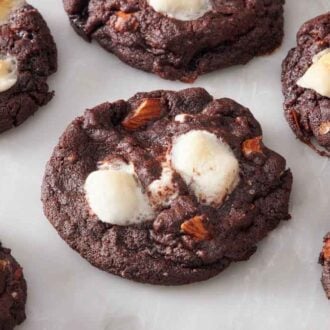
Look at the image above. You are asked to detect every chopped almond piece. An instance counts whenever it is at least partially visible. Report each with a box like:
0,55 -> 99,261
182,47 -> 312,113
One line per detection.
122,98 -> 162,130
242,136 -> 263,156
181,216 -> 211,240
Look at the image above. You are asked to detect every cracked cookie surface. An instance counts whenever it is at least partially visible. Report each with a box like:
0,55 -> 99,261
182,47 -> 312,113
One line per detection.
0,2 -> 57,134
282,13 -> 330,156
0,242 -> 27,330
63,0 -> 284,82
42,88 -> 292,285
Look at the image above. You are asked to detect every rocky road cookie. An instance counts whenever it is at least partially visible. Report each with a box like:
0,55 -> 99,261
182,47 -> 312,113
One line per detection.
42,88 -> 293,285
63,0 -> 285,82
0,242 -> 27,329
0,0 -> 57,134
282,13 -> 330,156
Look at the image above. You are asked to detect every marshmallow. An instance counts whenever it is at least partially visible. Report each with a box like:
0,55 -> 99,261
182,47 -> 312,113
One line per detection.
148,163 -> 179,207
297,48 -> 330,98
0,0 -> 25,25
174,114 -> 191,123
0,55 -> 18,92
171,130 -> 240,206
85,162 -> 154,225
147,0 -> 212,21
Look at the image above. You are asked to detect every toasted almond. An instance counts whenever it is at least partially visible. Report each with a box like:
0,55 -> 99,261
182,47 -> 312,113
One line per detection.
115,11 -> 139,32
242,136 -> 263,156
116,11 -> 131,19
319,121 -> 330,135
181,215 -> 210,240
122,98 -> 162,130
0,259 -> 8,270
290,110 -> 302,132
323,238 -> 330,261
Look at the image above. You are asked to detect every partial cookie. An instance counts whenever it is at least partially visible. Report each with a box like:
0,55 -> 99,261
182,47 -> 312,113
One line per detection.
319,233 -> 330,299
0,242 -> 27,329
282,13 -> 330,156
42,88 -> 293,285
0,1 -> 57,134
63,0 -> 284,82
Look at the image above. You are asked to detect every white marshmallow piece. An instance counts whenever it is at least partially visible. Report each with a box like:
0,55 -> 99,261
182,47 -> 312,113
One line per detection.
85,163 -> 154,225
147,0 -> 212,21
174,114 -> 190,123
171,130 -> 240,206
0,0 -> 25,25
0,55 -> 17,92
148,163 -> 179,207
297,48 -> 330,98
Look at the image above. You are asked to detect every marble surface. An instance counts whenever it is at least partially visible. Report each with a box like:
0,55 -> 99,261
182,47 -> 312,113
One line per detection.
0,0 -> 329,329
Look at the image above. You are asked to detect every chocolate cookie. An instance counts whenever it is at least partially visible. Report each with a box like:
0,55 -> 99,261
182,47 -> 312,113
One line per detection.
0,1 -> 57,134
0,242 -> 27,329
63,0 -> 284,82
282,13 -> 330,156
42,88 -> 292,285
319,233 -> 330,299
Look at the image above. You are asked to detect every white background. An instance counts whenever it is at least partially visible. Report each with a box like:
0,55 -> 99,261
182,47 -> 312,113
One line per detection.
0,0 -> 329,329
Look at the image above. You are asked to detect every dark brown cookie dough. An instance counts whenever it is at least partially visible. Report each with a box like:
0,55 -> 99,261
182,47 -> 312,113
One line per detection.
0,242 -> 27,330
319,233 -> 330,299
63,0 -> 285,82
282,13 -> 330,156
42,88 -> 292,285
0,2 -> 57,134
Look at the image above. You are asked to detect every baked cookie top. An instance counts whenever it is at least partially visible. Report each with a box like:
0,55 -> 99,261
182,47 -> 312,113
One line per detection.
0,0 -> 57,134
0,242 -> 27,330
63,0 -> 284,81
282,13 -> 330,156
42,88 -> 292,285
